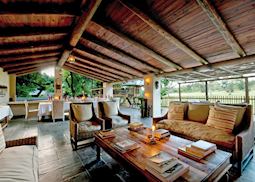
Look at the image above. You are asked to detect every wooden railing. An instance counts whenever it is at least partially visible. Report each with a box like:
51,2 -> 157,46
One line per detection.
161,96 -> 255,112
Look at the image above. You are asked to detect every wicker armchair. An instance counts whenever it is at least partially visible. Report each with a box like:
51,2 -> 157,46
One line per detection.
99,101 -> 130,129
69,102 -> 105,150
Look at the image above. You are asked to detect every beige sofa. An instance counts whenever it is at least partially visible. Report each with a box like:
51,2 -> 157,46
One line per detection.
0,128 -> 38,182
154,102 -> 254,175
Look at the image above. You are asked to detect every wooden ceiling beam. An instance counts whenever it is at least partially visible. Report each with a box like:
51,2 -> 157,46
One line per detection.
63,66 -> 105,82
0,44 -> 62,56
2,56 -> 59,69
193,71 -> 215,78
119,0 -> 208,65
72,53 -> 133,79
73,47 -> 144,77
94,21 -> 182,70
81,35 -> 160,72
0,52 -> 60,63
160,54 -> 255,77
218,67 -> 241,76
64,64 -> 113,82
16,69 -> 39,77
58,0 -> 102,67
70,61 -> 126,80
196,0 -> 246,57
6,62 -> 57,73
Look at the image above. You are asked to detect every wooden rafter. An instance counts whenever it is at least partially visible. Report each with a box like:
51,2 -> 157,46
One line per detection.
58,0 -> 102,67
119,0 -> 208,65
193,71 -> 215,78
73,53 -> 133,79
0,44 -> 62,56
196,0 -> 246,57
218,67 -> 241,76
81,35 -> 160,72
74,47 -> 144,77
64,63 -> 114,82
16,69 -> 39,76
0,52 -> 60,63
70,61 -> 126,80
6,62 -> 57,73
94,21 -> 182,70
2,56 -> 58,69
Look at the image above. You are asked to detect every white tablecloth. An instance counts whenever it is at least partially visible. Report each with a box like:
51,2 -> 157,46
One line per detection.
0,105 -> 13,120
38,102 -> 71,120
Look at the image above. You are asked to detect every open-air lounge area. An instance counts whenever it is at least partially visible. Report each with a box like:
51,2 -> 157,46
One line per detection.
1,0 -> 255,181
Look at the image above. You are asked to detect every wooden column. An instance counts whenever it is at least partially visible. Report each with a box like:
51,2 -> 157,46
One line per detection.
205,81 -> 208,101
245,77 -> 249,103
178,83 -> 181,102
54,68 -> 62,99
9,74 -> 16,101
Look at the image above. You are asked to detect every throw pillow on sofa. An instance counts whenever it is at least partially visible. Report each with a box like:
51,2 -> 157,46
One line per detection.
168,102 -> 185,120
0,125 -> 5,153
215,102 -> 246,130
206,106 -> 238,133
187,103 -> 210,123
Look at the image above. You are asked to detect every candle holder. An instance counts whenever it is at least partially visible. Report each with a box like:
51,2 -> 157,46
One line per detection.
147,125 -> 156,145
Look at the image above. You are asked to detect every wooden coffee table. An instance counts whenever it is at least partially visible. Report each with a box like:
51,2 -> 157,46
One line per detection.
94,127 -> 232,182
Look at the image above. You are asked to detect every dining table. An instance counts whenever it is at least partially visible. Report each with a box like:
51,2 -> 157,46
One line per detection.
0,105 -> 13,128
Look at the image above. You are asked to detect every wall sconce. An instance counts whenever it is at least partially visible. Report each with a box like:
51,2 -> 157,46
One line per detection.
67,55 -> 75,63
145,78 -> 150,85
144,92 -> 150,98
54,96 -> 60,100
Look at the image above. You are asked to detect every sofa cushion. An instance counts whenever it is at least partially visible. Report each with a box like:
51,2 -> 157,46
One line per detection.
215,103 -> 246,130
0,126 -> 5,153
103,102 -> 118,117
0,145 -> 38,182
206,107 -> 237,133
187,103 -> 210,123
111,116 -> 128,128
72,104 -> 93,122
167,102 -> 186,120
78,121 -> 101,140
156,119 -> 235,149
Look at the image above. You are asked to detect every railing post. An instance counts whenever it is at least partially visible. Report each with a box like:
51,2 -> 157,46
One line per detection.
178,83 -> 181,102
245,77 -> 249,103
205,81 -> 208,101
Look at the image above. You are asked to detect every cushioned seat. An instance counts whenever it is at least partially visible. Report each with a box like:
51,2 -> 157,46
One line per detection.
0,145 -> 38,182
78,121 -> 101,140
110,115 -> 128,128
156,119 -> 235,149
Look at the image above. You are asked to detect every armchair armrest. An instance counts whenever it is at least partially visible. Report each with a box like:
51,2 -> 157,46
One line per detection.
70,119 -> 78,140
101,117 -> 113,130
94,117 -> 107,130
118,111 -> 131,123
153,113 -> 168,125
236,124 -> 254,160
5,136 -> 37,148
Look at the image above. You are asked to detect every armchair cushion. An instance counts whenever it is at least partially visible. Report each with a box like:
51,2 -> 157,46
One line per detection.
72,104 -> 93,122
110,116 -> 128,128
0,145 -> 38,182
102,101 -> 118,117
0,126 -> 5,153
78,121 -> 101,140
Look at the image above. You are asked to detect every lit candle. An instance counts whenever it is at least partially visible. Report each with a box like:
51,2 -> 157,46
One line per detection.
152,125 -> 155,139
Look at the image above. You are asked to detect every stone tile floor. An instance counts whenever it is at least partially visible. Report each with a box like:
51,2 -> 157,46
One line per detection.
2,107 -> 255,182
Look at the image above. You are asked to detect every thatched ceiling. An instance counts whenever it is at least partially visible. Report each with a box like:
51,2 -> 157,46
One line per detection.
0,0 -> 255,82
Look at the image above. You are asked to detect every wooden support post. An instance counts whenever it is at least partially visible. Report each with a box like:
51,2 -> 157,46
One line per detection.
205,81 -> 208,101
178,83 -> 181,102
245,77 -> 249,104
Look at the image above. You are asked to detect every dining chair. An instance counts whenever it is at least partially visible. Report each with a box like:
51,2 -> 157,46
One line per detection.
25,102 -> 39,121
52,100 -> 65,122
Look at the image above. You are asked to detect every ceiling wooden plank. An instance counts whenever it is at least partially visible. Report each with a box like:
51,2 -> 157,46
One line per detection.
119,0 -> 208,65
16,69 -> 39,76
0,52 -> 60,63
1,56 -> 58,69
74,47 -> 144,77
58,0 -> 102,67
71,61 -> 126,80
81,35 -> 160,72
5,62 -> 57,73
73,53 -> 133,79
196,0 -> 246,57
0,44 -> 62,56
94,21 -> 182,70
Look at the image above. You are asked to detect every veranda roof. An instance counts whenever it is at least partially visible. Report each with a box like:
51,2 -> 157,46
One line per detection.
0,0 -> 254,82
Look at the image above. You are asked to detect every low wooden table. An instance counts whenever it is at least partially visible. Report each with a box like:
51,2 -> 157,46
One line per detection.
94,127 -> 232,182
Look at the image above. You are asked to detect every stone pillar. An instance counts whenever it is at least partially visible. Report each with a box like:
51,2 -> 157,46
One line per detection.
144,74 -> 161,117
103,82 -> 113,98
9,74 -> 16,101
54,68 -> 62,100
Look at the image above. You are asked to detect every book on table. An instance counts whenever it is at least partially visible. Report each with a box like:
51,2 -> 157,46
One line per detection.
128,122 -> 144,131
145,151 -> 189,182
98,130 -> 115,139
154,129 -> 170,139
114,139 -> 139,153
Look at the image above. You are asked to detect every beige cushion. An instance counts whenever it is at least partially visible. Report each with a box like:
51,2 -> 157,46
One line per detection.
167,102 -> 185,120
187,103 -> 210,123
72,104 -> 93,122
215,103 -> 246,129
0,126 -> 5,153
0,145 -> 38,182
103,102 -> 118,117
111,116 -> 128,128
206,107 -> 237,133
78,121 -> 101,140
156,119 -> 235,149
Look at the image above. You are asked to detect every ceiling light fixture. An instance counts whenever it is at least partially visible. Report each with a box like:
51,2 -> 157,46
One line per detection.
67,55 -> 75,63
